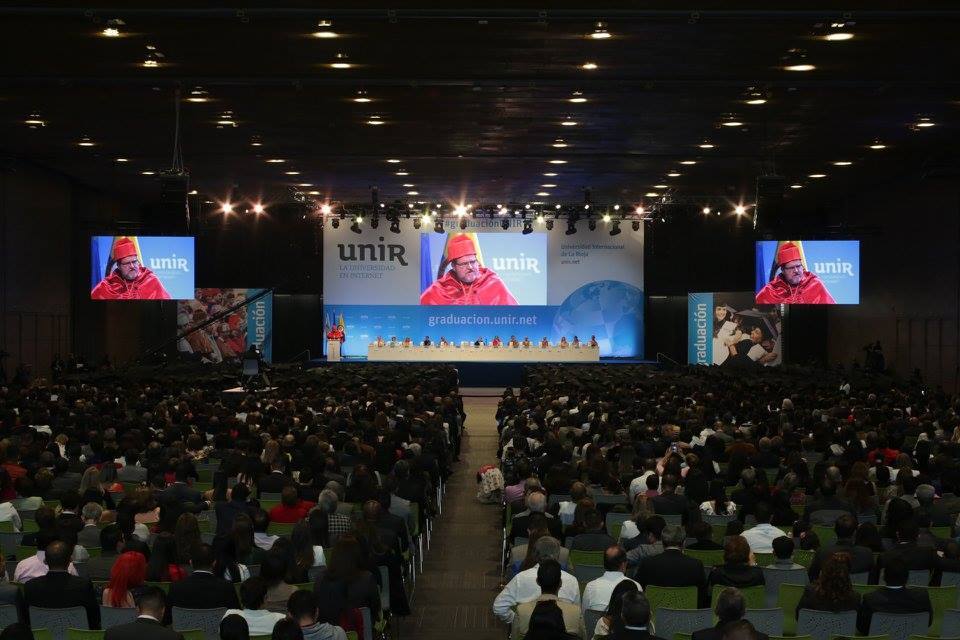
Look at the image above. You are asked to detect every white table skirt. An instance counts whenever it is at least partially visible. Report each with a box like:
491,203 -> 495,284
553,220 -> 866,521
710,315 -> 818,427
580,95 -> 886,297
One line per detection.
366,344 -> 600,362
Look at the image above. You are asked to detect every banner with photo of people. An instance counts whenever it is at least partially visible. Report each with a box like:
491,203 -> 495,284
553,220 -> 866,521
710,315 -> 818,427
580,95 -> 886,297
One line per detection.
323,218 -> 644,357
688,291 -> 784,367
177,288 -> 273,363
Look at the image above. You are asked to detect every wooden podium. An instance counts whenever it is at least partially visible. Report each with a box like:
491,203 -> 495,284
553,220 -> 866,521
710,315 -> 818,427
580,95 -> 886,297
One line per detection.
327,339 -> 341,362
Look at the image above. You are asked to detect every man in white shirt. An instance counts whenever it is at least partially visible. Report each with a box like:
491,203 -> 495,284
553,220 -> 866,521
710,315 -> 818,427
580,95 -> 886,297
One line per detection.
628,460 -> 657,504
493,536 -> 580,624
740,503 -> 782,554
557,482 -> 588,527
581,545 -> 642,615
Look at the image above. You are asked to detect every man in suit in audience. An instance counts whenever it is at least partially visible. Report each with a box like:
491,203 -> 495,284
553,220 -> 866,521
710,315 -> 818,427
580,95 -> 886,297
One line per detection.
582,545 -> 642,614
105,586 -> 181,640
214,482 -> 255,537
858,556 -> 933,634
803,480 -> 856,525
568,509 -> 616,552
650,475 -> 689,521
610,591 -> 665,640
808,514 -> 875,581
23,540 -> 100,629
639,525 -> 708,606
258,460 -> 295,496
167,543 -> 241,612
880,520 -> 939,576
692,589 -> 769,640
509,491 -> 562,545
117,450 -> 148,483
77,502 -> 103,549
160,463 -> 207,510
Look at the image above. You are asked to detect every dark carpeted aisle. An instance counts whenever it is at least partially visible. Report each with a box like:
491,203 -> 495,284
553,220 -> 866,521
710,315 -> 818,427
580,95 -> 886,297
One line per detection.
398,394 -> 506,640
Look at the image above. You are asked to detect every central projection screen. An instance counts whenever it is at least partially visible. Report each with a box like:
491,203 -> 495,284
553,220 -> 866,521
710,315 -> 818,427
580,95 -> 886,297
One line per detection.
323,218 -> 644,357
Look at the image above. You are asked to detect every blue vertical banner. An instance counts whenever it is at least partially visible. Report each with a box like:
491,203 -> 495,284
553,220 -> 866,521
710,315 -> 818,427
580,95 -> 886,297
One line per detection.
248,289 -> 273,362
687,292 -> 713,365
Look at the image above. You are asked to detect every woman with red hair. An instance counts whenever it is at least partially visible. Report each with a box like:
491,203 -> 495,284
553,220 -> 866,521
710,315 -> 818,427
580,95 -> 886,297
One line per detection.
103,551 -> 147,608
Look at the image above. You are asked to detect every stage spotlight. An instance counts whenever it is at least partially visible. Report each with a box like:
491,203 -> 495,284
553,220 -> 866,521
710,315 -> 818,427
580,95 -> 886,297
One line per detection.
331,218 -> 340,229
588,219 -> 597,231
565,220 -> 577,235
546,219 -> 554,231
434,219 -> 444,233
389,219 -> 401,233
609,221 -> 621,236
500,219 -> 510,230
413,217 -> 421,230
459,217 -> 467,230
320,204 -> 332,215
522,220 -> 533,234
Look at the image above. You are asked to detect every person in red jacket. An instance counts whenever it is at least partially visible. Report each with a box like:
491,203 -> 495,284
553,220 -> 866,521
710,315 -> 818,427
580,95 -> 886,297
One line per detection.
268,486 -> 316,523
91,237 -> 172,300
755,241 -> 836,305
419,234 -> 518,305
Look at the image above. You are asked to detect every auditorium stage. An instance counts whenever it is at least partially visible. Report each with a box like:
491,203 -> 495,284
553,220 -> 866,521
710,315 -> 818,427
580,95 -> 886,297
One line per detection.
305,356 -> 657,386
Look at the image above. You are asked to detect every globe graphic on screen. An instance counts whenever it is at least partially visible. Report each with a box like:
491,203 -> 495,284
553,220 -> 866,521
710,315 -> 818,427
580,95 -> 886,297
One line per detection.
552,280 -> 643,357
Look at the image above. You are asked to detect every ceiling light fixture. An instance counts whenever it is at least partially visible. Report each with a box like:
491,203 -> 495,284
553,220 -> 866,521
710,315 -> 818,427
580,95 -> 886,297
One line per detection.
568,91 -> 587,103
589,21 -> 611,39
869,142 -> 887,150
581,62 -> 598,70
395,171 -> 409,176
832,161 -> 852,166
101,19 -> 124,38
252,203 -> 265,214
822,24 -> 854,41
266,158 -> 286,163
667,172 -> 681,178
645,192 -> 659,197
24,113 -> 45,128
77,136 -> 95,147
536,192 -> 550,196
746,98 -> 767,105
808,173 -> 827,178
542,183 -> 557,188
352,91 -> 371,103
250,136 -> 263,147
141,170 -> 155,176
790,184 -> 804,189
784,63 -> 815,72
543,172 -> 558,177
654,184 -> 669,189
734,205 -> 747,215
402,183 -> 415,187
552,139 -> 568,148
221,202 -> 233,213
186,87 -> 209,103
386,159 -> 401,163
549,160 -> 567,165
296,183 -> 313,187
115,158 -> 129,162
407,191 -> 419,195
782,48 -> 815,72
913,117 -> 936,128
313,20 -> 339,38
698,142 -> 715,149
680,160 -> 697,165
329,53 -> 352,69
284,171 -> 301,175
561,119 -> 578,126
702,206 -> 711,214
366,116 -> 385,125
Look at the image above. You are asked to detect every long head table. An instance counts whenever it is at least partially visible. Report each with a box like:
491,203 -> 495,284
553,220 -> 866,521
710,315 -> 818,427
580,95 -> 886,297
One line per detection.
366,343 -> 600,362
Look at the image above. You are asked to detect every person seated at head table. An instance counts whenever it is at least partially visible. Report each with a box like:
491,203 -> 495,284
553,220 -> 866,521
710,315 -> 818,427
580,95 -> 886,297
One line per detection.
508,335 -> 520,348
375,336 -> 385,347
422,336 -> 432,346
539,337 -> 550,348
559,337 -> 569,348
492,336 -> 503,347
439,336 -> 449,346
388,336 -> 398,347
522,337 -> 532,348
474,336 -> 485,347
589,335 -> 599,347
571,335 -> 581,347
402,337 -> 413,346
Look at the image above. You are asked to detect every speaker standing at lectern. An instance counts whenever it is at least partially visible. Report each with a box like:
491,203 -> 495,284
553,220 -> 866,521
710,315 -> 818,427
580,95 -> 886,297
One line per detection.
326,324 -> 345,362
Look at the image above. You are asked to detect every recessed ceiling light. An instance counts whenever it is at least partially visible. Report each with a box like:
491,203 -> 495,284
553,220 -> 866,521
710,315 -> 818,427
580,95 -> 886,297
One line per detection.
114,157 -> 129,162
832,161 -> 852,166
77,136 -> 95,147
296,183 -> 313,187
308,191 -> 321,195
561,119 -> 578,126
581,62 -> 598,70
698,142 -> 715,149
329,53 -> 352,69
914,117 -> 936,128
402,183 -> 415,187
790,184 -> 804,189
141,170 -> 155,176
216,120 -> 236,127
568,96 -> 587,103
142,58 -> 160,68
284,171 -> 301,175
24,113 -> 45,128
808,173 -> 827,178
869,143 -> 887,150
407,191 -> 419,195
589,22 -> 611,39
386,159 -> 401,163
543,172 -> 558,177
353,92 -> 371,103
745,98 -> 767,105
734,205 -> 747,215
552,140 -> 568,148
645,192 -> 659,197
313,22 -> 339,38
366,117 -> 385,125
654,184 -> 669,189
252,203 -> 266,214
549,160 -> 567,164
266,158 -> 286,163
395,171 -> 409,176
250,136 -> 263,147
188,190 -> 198,195
680,160 -> 697,165
721,120 -> 744,127
667,172 -> 681,177
536,192 -> 550,196
542,183 -> 557,188
784,63 -> 816,72
823,32 -> 854,41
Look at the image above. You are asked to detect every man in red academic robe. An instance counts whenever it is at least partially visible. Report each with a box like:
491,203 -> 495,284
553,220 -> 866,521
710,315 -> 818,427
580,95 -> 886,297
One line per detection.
419,234 -> 518,305
90,237 -> 171,300
755,241 -> 836,305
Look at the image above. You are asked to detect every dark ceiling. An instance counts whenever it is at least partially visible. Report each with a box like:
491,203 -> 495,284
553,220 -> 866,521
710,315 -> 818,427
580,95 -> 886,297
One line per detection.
1,3 -> 958,212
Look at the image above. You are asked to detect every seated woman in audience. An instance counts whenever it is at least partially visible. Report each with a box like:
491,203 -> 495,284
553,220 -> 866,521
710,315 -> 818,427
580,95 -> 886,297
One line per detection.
272,536 -> 312,584
315,534 -> 381,630
707,536 -> 765,591
692,587 -> 749,640
291,520 -> 324,580
260,550 -> 298,613
78,466 -> 116,509
618,493 -> 652,543
233,513 -> 268,567
795,552 -> 860,618
272,618 -> 305,640
146,532 -> 186,582
215,536 -> 252,583
844,478 -> 879,518
223,576 -> 286,635
220,614 -> 251,640
174,512 -> 202,566
854,522 -> 885,553
305,510 -> 330,570
593,578 -> 639,638
103,550 -> 148,608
